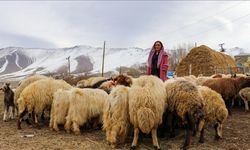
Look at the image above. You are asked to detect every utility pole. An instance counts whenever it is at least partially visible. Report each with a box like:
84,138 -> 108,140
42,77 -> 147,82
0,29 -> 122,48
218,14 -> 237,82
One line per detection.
195,42 -> 197,47
66,56 -> 70,75
219,43 -> 225,52
101,41 -> 106,77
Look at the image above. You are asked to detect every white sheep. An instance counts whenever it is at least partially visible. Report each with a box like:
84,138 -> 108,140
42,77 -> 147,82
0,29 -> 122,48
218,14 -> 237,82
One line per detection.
64,88 -> 109,135
14,75 -> 48,115
239,87 -> 250,111
128,75 -> 166,150
103,85 -> 130,148
49,89 -> 72,131
16,78 -> 72,129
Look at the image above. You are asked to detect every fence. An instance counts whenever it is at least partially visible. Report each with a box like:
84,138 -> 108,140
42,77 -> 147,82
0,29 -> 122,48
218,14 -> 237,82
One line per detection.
184,65 -> 246,77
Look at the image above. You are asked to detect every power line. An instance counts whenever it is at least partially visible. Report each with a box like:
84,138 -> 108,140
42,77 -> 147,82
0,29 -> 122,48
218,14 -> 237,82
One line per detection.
122,1 -> 245,46
157,1 -> 245,38
166,12 -> 250,44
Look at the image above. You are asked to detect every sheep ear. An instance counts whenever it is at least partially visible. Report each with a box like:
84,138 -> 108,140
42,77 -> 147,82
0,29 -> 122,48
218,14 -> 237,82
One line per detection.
125,78 -> 132,85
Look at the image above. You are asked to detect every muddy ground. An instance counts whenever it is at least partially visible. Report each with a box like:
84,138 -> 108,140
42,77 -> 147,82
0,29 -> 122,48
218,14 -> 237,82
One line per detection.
0,92 -> 250,150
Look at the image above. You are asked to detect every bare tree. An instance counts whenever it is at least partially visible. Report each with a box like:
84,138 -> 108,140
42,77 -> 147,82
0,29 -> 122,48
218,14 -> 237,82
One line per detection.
168,43 -> 194,71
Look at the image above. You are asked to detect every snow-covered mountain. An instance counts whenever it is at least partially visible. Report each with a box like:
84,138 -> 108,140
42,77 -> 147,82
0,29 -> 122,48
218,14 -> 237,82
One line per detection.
0,45 -> 150,80
0,45 -> 248,80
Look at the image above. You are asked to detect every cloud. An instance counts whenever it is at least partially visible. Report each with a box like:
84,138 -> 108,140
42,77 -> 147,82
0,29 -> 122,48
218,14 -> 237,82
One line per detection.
0,1 -> 250,50
0,30 -> 56,48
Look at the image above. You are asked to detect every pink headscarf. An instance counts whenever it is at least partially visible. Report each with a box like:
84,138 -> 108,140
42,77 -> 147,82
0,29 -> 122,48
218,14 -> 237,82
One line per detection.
147,43 -> 166,68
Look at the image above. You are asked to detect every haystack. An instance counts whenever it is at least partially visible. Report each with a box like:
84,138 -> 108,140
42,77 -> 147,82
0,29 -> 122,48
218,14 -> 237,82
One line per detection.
175,45 -> 236,76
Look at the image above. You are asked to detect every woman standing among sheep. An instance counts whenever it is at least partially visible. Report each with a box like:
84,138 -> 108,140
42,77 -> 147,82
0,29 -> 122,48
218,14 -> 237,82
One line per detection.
147,41 -> 169,81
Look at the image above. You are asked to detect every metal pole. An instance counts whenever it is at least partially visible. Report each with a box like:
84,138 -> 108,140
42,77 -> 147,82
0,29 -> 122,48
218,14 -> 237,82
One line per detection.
101,41 -> 106,77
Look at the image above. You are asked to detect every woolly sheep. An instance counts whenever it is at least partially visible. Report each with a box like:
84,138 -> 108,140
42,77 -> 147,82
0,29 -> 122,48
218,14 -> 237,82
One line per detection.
182,75 -> 197,84
64,88 -> 109,135
203,76 -> 250,115
128,75 -> 165,150
239,87 -> 250,111
14,75 -> 48,104
197,86 -> 228,143
49,89 -> 72,131
103,85 -> 130,148
16,78 -> 72,129
14,75 -> 48,114
76,76 -> 107,88
164,79 -> 205,149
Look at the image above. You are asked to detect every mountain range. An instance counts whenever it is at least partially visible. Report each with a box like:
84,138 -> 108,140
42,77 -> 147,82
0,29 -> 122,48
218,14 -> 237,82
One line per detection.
0,45 -> 248,80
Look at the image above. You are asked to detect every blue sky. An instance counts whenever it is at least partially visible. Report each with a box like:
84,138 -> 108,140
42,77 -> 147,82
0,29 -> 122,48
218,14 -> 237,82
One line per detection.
0,1 -> 250,50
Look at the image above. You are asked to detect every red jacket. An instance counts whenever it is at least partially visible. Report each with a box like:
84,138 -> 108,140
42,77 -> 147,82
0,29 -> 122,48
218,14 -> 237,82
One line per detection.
147,48 -> 169,81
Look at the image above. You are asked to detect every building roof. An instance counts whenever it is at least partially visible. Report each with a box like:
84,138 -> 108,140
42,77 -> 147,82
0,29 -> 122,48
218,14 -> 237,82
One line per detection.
235,53 -> 250,57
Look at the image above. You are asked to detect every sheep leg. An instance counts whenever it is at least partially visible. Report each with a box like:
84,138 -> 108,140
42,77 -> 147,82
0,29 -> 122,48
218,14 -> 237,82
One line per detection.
199,127 -> 205,143
243,98 -> 249,112
182,126 -> 192,150
15,106 -> 19,117
41,111 -> 46,121
109,127 -> 118,148
130,128 -> 139,150
214,123 -> 222,140
72,121 -> 81,135
182,113 -> 193,150
32,112 -> 41,129
152,128 -> 161,150
3,107 -> 8,122
106,130 -> 111,145
53,120 -> 59,131
49,116 -> 53,129
169,113 -> 176,138
17,110 -> 27,129
157,112 -> 167,138
9,106 -> 14,119
225,99 -> 232,116
64,119 -> 72,133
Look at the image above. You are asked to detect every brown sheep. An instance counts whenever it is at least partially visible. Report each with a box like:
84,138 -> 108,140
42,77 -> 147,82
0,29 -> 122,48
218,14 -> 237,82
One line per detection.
202,76 -> 250,115
197,86 -> 228,143
164,79 -> 205,149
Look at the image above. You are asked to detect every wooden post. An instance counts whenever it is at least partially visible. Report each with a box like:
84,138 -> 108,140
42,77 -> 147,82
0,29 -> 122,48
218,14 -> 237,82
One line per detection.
66,56 -> 70,75
101,41 -> 106,77
189,64 -> 192,75
119,66 -> 122,74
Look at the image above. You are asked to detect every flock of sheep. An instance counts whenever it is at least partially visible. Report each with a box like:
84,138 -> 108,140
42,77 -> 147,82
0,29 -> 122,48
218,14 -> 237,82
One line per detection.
1,73 -> 250,150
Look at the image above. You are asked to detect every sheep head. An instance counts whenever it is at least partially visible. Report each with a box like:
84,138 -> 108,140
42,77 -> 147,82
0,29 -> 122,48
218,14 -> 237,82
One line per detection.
112,74 -> 132,87
189,105 -> 205,127
237,76 -> 250,90
1,83 -> 11,92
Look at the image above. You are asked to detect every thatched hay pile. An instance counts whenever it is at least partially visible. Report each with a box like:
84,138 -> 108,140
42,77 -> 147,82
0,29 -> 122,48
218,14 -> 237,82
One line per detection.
175,45 -> 237,76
